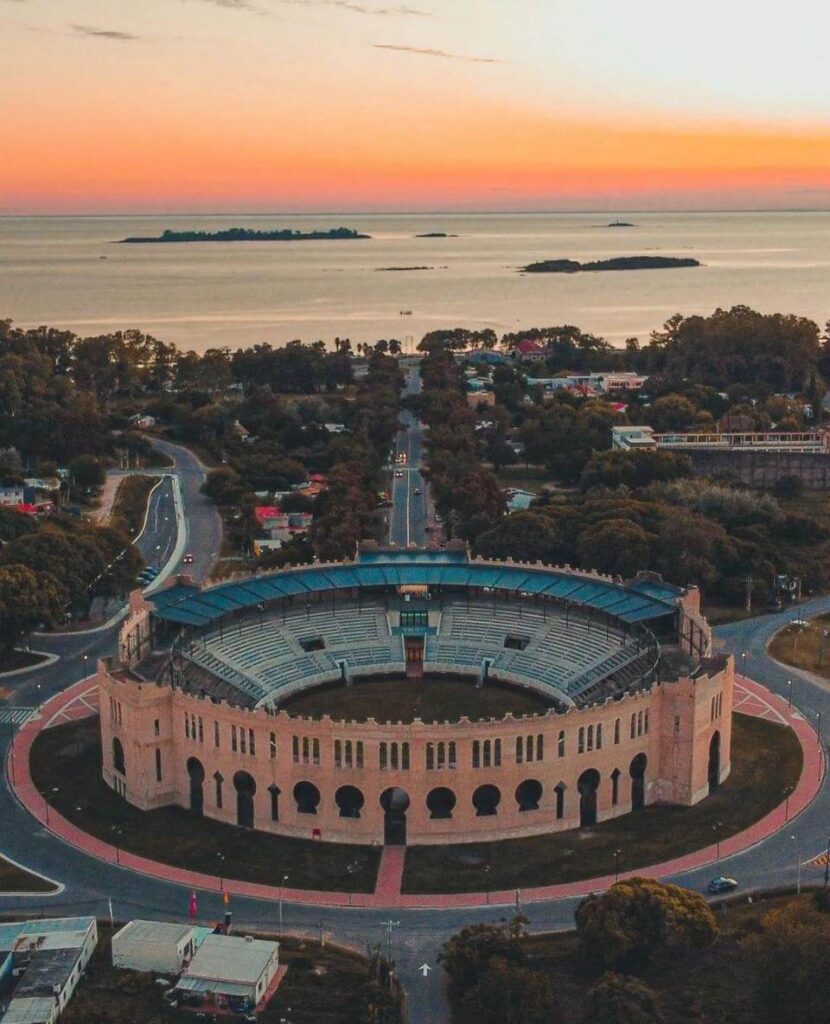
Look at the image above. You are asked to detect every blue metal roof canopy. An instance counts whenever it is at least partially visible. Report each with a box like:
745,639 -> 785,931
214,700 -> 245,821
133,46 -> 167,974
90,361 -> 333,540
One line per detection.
150,551 -> 681,629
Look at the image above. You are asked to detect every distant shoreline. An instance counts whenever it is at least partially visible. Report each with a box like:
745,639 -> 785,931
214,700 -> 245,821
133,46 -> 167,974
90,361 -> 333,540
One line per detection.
119,227 -> 371,243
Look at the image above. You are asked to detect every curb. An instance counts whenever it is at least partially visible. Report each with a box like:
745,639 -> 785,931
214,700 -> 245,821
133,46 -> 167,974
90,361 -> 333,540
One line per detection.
7,677 -> 825,911
0,853 -> 64,898
0,651 -> 59,680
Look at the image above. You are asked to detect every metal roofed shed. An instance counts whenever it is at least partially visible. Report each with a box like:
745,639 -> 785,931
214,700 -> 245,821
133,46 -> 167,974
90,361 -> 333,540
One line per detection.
111,921 -> 203,975
174,934 -> 279,1014
0,998 -> 58,1024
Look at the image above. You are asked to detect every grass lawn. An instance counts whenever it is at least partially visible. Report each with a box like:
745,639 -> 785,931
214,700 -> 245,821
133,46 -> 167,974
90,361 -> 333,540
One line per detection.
520,892 -> 817,1024
282,674 -> 553,723
30,719 -> 380,893
768,613 -> 830,681
111,474 -> 157,535
402,714 -> 801,893
60,921 -> 378,1024
0,854 -> 57,894
0,649 -> 49,673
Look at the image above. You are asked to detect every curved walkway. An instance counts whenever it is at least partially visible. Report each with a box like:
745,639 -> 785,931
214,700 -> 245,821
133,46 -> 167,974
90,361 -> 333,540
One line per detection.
7,675 -> 822,910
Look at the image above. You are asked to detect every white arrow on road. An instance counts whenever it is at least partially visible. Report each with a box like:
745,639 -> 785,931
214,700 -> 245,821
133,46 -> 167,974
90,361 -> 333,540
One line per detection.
419,963 -> 432,977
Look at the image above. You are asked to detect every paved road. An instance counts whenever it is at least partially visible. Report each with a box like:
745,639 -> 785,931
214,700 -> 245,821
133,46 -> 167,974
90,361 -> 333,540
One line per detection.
5,430 -> 830,1023
389,367 -> 427,548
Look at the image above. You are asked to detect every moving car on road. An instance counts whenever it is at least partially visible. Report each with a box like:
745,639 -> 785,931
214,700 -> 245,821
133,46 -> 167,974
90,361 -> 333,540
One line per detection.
707,876 -> 738,894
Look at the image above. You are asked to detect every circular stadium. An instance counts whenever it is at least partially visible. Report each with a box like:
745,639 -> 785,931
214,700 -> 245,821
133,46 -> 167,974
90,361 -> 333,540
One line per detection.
99,544 -> 733,846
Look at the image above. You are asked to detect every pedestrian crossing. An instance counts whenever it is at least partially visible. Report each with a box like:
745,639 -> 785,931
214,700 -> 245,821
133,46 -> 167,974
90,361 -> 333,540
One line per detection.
0,707 -> 35,726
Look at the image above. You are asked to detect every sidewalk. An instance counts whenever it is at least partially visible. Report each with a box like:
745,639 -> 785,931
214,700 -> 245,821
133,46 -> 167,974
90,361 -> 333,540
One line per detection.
7,675 -> 823,910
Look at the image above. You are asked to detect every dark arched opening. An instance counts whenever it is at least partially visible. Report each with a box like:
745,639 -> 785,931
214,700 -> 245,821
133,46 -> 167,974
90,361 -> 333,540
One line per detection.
708,731 -> 721,793
268,783 -> 281,821
578,768 -> 600,827
112,737 -> 126,777
233,770 -> 256,828
472,784 -> 501,817
515,779 -> 542,812
380,787 -> 410,845
335,785 -> 365,819
554,782 -> 566,820
294,781 -> 321,815
426,787 -> 456,820
186,756 -> 204,816
630,753 -> 647,811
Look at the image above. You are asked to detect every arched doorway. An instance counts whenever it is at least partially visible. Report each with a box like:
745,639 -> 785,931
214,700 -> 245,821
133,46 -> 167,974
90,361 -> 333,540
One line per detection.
515,779 -> 543,812
630,753 -> 647,811
335,785 -> 365,819
708,731 -> 721,793
426,787 -> 456,820
233,770 -> 256,828
578,769 -> 600,827
380,787 -> 410,845
186,757 -> 204,816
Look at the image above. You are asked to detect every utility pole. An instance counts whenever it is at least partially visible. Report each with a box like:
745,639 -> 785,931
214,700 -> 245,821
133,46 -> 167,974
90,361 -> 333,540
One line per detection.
744,575 -> 754,615
383,920 -> 400,963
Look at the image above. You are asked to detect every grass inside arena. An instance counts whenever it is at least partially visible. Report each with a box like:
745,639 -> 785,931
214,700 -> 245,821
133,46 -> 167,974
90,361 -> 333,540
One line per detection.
401,714 -> 802,893
0,855 -> 58,894
280,673 -> 554,722
30,718 -> 380,893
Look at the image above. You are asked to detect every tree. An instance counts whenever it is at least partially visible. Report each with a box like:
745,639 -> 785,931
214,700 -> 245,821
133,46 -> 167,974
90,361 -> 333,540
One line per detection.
773,474 -> 805,499
457,957 -> 561,1024
583,973 -> 665,1024
576,519 -> 652,579
575,878 -> 718,972
580,450 -> 692,492
745,901 -> 830,1024
70,454 -> 106,491
475,510 -> 563,563
439,918 -> 527,1009
0,564 -> 66,652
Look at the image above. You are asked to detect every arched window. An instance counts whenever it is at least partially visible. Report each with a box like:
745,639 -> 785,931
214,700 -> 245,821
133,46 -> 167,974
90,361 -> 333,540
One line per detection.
515,736 -> 523,764
515,779 -> 542,812
112,737 -> 126,776
644,709 -> 649,734
587,725 -> 594,752
402,742 -> 410,770
448,741 -> 456,768
558,731 -> 565,757
356,741 -> 364,768
426,787 -> 456,820
293,781 -> 321,815
525,736 -> 533,763
472,784 -> 501,817
472,740 -> 481,768
213,771 -> 223,809
426,743 -> 435,770
345,740 -> 353,768
536,734 -> 543,761
611,768 -> 620,806
630,713 -> 636,740
494,739 -> 501,767
596,723 -> 602,750
483,740 -> 492,768
335,785 -> 364,819
334,740 -> 342,769
614,718 -> 620,745
268,784 -> 281,822
578,727 -> 585,754
270,732 -> 277,760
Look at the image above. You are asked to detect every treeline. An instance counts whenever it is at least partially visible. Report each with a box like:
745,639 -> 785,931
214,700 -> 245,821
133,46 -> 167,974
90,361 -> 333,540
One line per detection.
475,453 -> 829,604
439,880 -> 830,1024
412,348 -> 505,540
0,508 -> 143,650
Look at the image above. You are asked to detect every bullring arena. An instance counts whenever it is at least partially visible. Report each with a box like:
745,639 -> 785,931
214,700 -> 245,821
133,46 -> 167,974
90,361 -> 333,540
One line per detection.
98,545 -> 732,847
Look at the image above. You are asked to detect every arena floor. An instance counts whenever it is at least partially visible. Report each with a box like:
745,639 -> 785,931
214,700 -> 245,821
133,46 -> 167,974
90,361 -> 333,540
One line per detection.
280,673 -> 555,722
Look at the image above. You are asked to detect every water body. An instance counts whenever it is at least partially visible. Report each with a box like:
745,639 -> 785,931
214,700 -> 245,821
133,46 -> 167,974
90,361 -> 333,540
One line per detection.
1,212 -> 829,351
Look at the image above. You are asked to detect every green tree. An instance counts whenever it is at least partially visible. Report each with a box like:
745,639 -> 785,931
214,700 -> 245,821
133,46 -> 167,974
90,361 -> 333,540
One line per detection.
69,454 -> 106,491
576,519 -> 652,579
575,878 -> 718,972
439,918 -> 527,1009
0,564 -> 66,652
583,973 -> 665,1024
458,957 -> 561,1024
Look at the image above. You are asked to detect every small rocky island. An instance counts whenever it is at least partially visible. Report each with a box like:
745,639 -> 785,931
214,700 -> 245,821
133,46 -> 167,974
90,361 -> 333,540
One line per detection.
608,220 -> 635,227
415,232 -> 457,238
522,255 -> 700,274
119,227 -> 370,243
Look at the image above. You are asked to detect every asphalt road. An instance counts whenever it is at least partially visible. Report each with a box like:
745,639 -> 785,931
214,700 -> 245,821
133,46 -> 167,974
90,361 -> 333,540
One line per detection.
389,367 -> 427,548
4,431 -> 830,1024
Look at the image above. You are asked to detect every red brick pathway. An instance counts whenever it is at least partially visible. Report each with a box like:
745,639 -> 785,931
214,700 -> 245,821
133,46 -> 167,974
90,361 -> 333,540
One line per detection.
7,675 -> 824,909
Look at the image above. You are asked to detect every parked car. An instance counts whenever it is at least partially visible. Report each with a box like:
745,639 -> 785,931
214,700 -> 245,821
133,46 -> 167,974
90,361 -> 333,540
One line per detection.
707,876 -> 738,894
183,553 -> 195,564
413,487 -> 421,495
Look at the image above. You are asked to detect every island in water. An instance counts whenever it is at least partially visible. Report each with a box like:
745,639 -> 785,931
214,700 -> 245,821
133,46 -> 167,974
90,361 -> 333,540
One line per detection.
521,255 -> 700,274
377,265 -> 434,272
607,220 -> 635,227
415,232 -> 458,238
119,227 -> 370,243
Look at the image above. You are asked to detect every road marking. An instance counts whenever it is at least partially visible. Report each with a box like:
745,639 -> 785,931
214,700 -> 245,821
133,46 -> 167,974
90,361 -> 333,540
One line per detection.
0,707 -> 35,725
419,963 -> 432,977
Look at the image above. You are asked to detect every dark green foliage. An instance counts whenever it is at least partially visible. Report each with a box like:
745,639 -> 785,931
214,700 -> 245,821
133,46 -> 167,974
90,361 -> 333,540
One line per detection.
584,973 -> 665,1024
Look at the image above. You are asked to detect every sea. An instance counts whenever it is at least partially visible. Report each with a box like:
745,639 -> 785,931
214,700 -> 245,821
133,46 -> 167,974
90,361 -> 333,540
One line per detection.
1,212 -> 829,352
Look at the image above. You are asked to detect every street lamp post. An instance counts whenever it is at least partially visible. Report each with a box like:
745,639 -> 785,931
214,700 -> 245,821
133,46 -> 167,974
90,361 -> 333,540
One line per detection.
279,874 -> 289,935
740,651 -> 747,679
217,852 -> 225,891
824,835 -> 830,889
784,786 -> 792,821
712,821 -> 723,861
787,678 -> 793,709
614,848 -> 622,883
791,834 -> 802,895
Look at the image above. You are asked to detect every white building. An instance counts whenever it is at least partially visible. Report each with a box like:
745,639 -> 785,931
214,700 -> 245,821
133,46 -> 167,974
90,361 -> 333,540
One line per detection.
111,920 -> 205,976
174,934 -> 279,1015
0,918 -> 97,1024
611,425 -> 658,450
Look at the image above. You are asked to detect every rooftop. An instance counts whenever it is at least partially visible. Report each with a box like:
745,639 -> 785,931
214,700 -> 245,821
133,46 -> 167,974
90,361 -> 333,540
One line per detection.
183,935 -> 278,986
0,996 -> 57,1024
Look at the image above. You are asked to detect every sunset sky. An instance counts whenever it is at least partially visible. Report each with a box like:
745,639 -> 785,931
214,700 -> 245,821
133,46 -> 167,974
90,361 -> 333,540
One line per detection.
3,0 -> 830,213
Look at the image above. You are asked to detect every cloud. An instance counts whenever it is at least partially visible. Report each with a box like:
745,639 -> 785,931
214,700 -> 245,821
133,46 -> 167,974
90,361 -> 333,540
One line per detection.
373,43 -> 502,63
70,24 -> 141,41
280,1 -> 430,14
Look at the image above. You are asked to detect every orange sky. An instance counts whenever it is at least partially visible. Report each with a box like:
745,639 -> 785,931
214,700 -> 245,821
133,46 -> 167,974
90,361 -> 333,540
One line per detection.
3,1 -> 830,212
